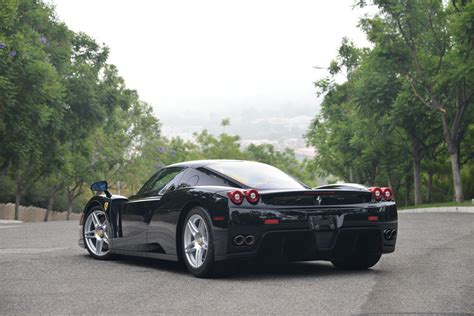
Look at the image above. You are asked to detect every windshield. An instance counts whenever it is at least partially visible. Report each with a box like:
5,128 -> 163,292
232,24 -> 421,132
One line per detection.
206,161 -> 306,190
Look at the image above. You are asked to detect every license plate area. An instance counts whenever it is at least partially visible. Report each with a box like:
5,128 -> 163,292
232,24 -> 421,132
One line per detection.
308,214 -> 344,231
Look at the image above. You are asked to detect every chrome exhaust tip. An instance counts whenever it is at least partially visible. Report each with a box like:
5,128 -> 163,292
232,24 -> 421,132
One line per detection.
244,235 -> 255,246
233,235 -> 245,246
391,229 -> 397,239
384,229 -> 393,240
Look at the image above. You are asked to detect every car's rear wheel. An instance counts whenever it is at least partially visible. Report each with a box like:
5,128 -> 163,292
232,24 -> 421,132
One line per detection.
331,253 -> 381,270
83,207 -> 113,260
182,207 -> 216,278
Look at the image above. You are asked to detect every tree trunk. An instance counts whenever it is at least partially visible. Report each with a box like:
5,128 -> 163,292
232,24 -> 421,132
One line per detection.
394,176 -> 402,203
371,165 -> 377,186
387,174 -> 392,188
44,195 -> 55,222
15,179 -> 22,221
449,152 -> 464,202
0,159 -> 9,179
14,187 -> 21,221
44,183 -> 63,222
405,177 -> 411,207
441,113 -> 464,202
67,193 -> 73,221
413,158 -> 422,205
427,171 -> 434,203
387,173 -> 395,201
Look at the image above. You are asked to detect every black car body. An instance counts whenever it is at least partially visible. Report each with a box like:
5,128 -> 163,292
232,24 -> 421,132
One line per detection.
79,160 -> 397,277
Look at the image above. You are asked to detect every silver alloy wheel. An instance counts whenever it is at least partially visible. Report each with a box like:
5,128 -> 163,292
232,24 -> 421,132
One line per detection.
183,214 -> 209,268
84,210 -> 110,256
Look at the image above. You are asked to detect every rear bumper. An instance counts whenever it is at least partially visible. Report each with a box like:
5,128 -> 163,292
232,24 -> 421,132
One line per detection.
216,203 -> 397,262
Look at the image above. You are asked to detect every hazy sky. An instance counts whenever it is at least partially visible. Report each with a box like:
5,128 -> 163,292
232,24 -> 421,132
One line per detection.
51,0 -> 372,123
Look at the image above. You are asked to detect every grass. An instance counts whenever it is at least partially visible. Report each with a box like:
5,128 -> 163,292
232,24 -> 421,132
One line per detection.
398,200 -> 473,210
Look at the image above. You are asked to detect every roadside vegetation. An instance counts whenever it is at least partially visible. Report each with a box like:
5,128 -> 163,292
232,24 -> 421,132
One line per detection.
0,0 -> 314,220
1,0 -> 473,219
306,0 -> 474,206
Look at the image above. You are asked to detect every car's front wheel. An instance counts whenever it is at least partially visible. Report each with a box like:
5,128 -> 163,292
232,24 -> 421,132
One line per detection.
83,207 -> 113,260
182,207 -> 216,278
331,253 -> 381,270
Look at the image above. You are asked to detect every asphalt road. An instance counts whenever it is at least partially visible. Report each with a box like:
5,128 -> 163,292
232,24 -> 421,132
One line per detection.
0,213 -> 473,315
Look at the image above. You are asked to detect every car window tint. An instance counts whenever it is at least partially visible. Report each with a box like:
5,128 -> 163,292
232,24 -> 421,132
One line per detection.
158,169 -> 186,195
187,175 -> 199,186
178,168 -> 237,188
178,169 -> 201,188
140,168 -> 183,195
137,170 -> 163,195
196,168 -> 237,187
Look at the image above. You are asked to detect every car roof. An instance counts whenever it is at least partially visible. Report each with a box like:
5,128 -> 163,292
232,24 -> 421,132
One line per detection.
167,159 -> 251,169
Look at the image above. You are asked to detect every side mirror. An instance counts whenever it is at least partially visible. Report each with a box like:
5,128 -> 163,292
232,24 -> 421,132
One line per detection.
91,181 -> 111,198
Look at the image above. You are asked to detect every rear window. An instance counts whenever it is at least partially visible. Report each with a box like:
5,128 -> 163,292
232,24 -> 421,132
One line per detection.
206,161 -> 306,189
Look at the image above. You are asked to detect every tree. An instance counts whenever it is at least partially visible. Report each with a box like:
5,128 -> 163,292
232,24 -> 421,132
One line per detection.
308,39 -> 409,193
43,174 -> 64,221
221,118 -> 230,128
358,0 -> 474,201
194,130 -> 244,160
245,144 -> 313,186
349,43 -> 442,205
0,0 -> 72,219
308,1 -> 474,205
111,100 -> 162,196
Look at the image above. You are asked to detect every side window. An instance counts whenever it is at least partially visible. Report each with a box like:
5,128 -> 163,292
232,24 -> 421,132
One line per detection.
187,175 -> 200,186
137,170 -> 163,195
158,169 -> 186,195
178,169 -> 200,188
178,168 -> 238,188
138,168 -> 184,196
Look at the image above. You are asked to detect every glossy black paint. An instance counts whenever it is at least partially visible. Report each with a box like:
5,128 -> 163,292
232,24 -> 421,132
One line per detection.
79,160 -> 398,265
222,202 -> 397,262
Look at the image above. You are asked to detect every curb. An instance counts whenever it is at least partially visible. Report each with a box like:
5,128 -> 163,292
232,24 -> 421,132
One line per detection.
400,206 -> 474,214
0,220 -> 23,224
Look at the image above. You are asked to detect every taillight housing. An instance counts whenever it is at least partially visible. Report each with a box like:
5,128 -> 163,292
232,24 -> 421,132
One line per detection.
227,190 -> 244,205
381,187 -> 393,201
245,189 -> 260,204
369,187 -> 382,202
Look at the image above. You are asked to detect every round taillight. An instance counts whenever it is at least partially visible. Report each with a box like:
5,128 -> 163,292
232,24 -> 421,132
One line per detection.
381,187 -> 393,201
245,189 -> 260,204
227,190 -> 244,205
369,187 -> 382,201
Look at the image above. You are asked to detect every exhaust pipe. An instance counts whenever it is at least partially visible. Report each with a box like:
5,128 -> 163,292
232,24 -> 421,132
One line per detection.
391,229 -> 397,239
244,235 -> 255,246
233,235 -> 245,246
384,229 -> 397,240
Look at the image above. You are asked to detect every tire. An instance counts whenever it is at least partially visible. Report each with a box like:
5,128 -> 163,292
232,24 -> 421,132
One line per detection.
83,207 -> 114,260
181,207 -> 218,278
331,253 -> 381,270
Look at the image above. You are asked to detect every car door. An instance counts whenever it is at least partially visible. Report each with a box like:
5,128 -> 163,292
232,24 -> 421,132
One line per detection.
113,167 -> 185,252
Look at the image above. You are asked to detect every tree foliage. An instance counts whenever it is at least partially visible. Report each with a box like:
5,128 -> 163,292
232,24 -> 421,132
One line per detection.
307,0 -> 474,204
0,1 -> 313,218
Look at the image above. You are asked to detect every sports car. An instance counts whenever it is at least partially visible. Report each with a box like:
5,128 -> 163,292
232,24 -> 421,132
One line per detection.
79,159 -> 397,277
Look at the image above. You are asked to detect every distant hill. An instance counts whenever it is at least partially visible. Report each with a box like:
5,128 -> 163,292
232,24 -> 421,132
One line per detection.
159,100 -> 320,158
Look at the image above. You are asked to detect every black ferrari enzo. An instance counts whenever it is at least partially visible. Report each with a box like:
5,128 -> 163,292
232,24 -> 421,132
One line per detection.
79,160 -> 397,277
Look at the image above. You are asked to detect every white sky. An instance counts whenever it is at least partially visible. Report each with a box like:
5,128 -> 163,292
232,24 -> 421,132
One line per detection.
51,0 -> 372,125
